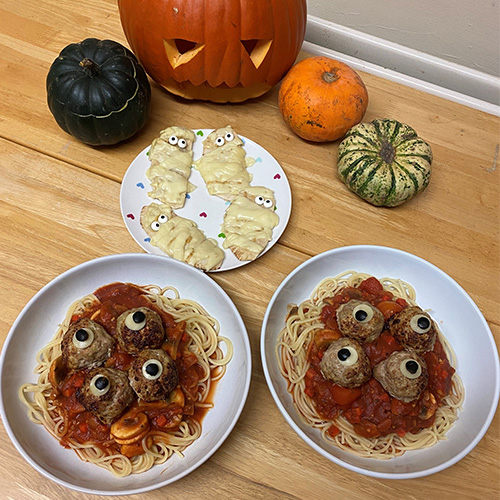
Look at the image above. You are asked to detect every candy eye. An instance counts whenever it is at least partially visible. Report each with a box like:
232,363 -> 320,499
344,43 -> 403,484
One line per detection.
263,199 -> 273,208
125,310 -> 147,331
215,136 -> 225,147
142,359 -> 163,380
158,214 -> 168,223
400,359 -> 423,379
352,304 -> 374,323
90,374 -> 110,396
337,346 -> 359,366
255,196 -> 264,205
225,132 -> 234,141
168,135 -> 178,145
72,327 -> 94,349
410,314 -> 432,334
178,138 -> 187,149
151,221 -> 161,231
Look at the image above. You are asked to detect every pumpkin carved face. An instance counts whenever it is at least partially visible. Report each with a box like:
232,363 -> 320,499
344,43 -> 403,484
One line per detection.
118,0 -> 307,102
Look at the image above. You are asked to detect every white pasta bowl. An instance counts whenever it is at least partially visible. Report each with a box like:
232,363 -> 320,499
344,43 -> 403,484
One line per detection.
0,254 -> 251,495
261,245 -> 500,479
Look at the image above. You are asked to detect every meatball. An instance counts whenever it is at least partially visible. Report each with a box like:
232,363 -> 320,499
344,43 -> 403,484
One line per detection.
373,350 -> 428,402
76,367 -> 135,425
336,299 -> 384,344
388,306 -> 437,354
319,337 -> 372,388
60,317 -> 114,370
115,307 -> 165,354
128,349 -> 178,401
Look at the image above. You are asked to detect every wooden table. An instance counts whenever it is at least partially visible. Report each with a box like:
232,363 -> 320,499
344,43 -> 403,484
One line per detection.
1,0 -> 499,498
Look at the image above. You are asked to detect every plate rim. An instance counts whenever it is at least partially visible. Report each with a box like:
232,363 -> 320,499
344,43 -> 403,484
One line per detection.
119,128 -> 293,272
0,253 -> 252,495
260,244 -> 500,479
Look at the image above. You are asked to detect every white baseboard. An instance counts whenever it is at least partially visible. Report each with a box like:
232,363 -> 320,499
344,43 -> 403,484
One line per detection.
304,16 -> 500,117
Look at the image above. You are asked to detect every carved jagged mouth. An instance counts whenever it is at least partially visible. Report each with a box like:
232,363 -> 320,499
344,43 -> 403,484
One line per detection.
163,38 -> 272,69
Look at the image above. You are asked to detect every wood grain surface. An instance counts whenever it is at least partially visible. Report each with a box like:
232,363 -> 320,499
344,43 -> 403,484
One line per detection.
0,0 -> 499,498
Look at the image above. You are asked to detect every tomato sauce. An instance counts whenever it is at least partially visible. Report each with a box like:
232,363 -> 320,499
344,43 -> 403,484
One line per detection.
53,282 -> 215,456
305,277 -> 454,439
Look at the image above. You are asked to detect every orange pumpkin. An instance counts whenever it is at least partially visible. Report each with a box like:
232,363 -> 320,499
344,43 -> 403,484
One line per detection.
118,0 -> 307,103
278,56 -> 369,142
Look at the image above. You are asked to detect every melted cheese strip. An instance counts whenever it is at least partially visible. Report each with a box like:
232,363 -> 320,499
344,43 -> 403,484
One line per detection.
141,203 -> 224,271
146,126 -> 196,209
194,126 -> 254,201
221,187 -> 279,261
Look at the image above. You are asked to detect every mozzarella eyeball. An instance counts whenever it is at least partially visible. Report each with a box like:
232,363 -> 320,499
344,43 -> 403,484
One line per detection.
158,214 -> 168,224
142,359 -> 163,380
125,310 -> 147,331
400,359 -> 423,379
151,221 -> 161,231
168,135 -> 178,145
225,132 -> 234,141
178,138 -> 187,149
410,314 -> 432,334
255,196 -> 265,205
352,304 -> 374,323
337,346 -> 359,366
215,136 -> 225,147
263,199 -> 274,208
72,327 -> 95,349
90,374 -> 110,396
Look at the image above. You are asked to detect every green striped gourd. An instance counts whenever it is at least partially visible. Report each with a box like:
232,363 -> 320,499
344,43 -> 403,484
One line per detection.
337,119 -> 432,207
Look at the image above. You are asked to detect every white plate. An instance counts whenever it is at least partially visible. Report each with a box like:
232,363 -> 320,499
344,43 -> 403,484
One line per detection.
0,254 -> 251,495
261,245 -> 500,479
120,129 -> 292,272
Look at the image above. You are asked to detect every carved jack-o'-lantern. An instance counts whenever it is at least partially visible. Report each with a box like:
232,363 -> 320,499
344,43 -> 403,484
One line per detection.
118,0 -> 307,102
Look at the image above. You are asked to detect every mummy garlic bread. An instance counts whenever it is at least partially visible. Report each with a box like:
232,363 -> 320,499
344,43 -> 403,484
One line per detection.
220,186 -> 279,261
194,125 -> 255,201
140,202 -> 224,271
146,126 -> 196,209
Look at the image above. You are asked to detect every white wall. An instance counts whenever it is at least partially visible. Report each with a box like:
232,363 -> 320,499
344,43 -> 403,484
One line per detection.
306,0 -> 499,78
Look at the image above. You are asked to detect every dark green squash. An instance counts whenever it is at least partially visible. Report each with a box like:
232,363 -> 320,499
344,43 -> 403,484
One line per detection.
47,38 -> 151,146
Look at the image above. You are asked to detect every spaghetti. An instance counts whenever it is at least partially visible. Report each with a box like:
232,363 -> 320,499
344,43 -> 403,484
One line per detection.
276,271 -> 464,459
19,282 -> 232,476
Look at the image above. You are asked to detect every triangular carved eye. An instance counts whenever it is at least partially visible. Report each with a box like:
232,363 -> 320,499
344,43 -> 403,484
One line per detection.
241,39 -> 272,68
163,38 -> 205,68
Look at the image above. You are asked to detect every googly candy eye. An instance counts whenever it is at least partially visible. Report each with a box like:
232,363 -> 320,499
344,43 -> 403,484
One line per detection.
410,314 -> 432,334
168,135 -> 178,145
158,214 -> 168,223
336,346 -> 359,366
178,138 -> 187,149
263,199 -> 274,208
352,303 -> 374,323
142,359 -> 163,380
255,196 -> 264,205
225,132 -> 234,141
90,374 -> 110,396
151,221 -> 161,231
125,310 -> 147,331
72,328 -> 94,349
215,136 -> 225,147
400,359 -> 423,379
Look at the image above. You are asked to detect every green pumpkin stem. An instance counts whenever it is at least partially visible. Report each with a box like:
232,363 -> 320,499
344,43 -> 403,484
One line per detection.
379,141 -> 396,164
79,58 -> 101,77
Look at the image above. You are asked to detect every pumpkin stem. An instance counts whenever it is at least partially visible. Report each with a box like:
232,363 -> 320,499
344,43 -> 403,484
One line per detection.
80,58 -> 101,77
322,70 -> 339,84
379,141 -> 396,164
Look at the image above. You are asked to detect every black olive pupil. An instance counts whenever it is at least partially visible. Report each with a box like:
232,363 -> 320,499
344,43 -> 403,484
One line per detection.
95,376 -> 109,390
133,311 -> 146,324
406,360 -> 419,374
355,310 -> 368,321
145,363 -> 159,376
75,329 -> 89,341
338,348 -> 351,361
417,316 -> 430,330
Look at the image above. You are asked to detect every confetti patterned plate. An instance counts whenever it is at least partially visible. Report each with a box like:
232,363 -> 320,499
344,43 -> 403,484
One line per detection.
120,128 -> 292,272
